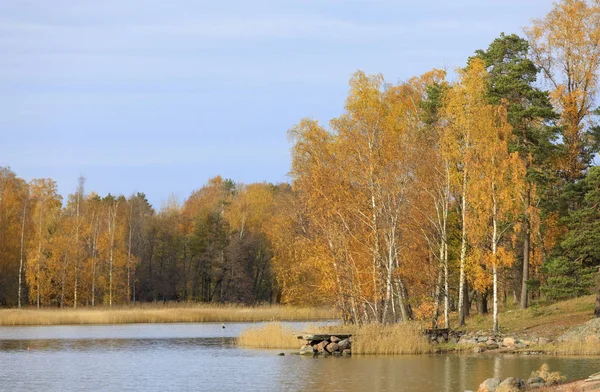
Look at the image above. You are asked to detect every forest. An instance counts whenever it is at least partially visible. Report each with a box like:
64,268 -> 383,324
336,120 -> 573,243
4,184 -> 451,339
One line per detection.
1,0 -> 600,331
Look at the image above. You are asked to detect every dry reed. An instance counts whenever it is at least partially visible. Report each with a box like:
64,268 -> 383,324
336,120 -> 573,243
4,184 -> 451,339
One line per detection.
236,322 -> 300,348
0,304 -> 330,326
351,323 -> 434,355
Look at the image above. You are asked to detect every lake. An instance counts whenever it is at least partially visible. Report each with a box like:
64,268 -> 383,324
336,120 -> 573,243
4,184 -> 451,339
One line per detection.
1,323 -> 599,391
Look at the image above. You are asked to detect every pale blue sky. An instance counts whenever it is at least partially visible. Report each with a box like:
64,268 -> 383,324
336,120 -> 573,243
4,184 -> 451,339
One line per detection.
0,0 -> 554,208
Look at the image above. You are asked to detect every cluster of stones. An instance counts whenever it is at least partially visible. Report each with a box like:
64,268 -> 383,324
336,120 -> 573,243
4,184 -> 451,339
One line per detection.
469,375 -> 562,392
457,333 -> 550,354
425,328 -> 463,344
297,334 -> 352,357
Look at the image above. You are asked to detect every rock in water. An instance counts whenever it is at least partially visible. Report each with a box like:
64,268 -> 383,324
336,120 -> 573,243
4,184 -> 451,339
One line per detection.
299,345 -> 315,356
341,349 -> 351,356
326,342 -> 339,353
477,378 -> 501,392
316,341 -> 329,352
495,377 -> 525,392
338,339 -> 351,351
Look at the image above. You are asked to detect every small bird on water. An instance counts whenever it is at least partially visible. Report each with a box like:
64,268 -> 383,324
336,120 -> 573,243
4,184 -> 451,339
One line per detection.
222,323 -> 225,329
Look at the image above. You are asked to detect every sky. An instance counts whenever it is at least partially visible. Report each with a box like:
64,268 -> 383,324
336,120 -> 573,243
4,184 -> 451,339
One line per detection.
0,0 -> 556,209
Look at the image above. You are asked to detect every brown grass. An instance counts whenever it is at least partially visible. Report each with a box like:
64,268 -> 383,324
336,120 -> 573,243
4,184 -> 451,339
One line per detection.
236,322 -> 300,348
351,323 -> 434,355
0,304 -> 331,326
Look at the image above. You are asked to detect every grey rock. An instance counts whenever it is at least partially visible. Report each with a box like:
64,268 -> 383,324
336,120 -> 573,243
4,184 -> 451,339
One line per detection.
476,377 -> 501,392
437,335 -> 447,344
473,346 -> 485,353
496,377 -> 525,392
477,336 -> 489,343
341,349 -> 352,356
338,339 -> 351,351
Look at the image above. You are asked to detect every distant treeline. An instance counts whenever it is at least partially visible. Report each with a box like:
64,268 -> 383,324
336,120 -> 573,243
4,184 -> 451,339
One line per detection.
0,173 -> 292,307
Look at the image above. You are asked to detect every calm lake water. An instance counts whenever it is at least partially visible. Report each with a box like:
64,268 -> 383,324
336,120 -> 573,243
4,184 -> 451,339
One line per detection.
1,322 -> 599,391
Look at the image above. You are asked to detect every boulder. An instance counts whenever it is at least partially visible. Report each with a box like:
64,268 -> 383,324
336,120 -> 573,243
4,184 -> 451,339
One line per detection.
476,377 -> 501,392
558,318 -> 600,343
477,336 -> 489,343
503,337 -> 516,346
341,349 -> 352,356
449,337 -> 458,344
486,343 -> 499,350
332,351 -> 342,357
437,335 -> 447,344
473,346 -> 485,354
326,342 -> 340,353
299,345 -> 315,356
330,336 -> 341,343
495,377 -> 525,392
315,341 -> 329,352
338,339 -> 351,351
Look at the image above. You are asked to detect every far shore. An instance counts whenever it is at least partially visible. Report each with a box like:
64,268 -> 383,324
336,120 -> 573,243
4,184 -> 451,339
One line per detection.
0,304 -> 332,326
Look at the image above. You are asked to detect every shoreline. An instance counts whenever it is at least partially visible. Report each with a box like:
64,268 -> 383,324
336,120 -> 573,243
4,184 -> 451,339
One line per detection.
0,305 -> 331,326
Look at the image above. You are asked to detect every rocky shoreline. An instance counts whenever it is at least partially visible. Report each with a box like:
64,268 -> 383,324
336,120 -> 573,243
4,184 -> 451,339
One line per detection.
469,368 -> 600,392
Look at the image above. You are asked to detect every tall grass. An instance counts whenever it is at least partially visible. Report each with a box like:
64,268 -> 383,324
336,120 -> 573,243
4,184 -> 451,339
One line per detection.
236,322 -> 300,348
351,323 -> 433,355
0,304 -> 331,326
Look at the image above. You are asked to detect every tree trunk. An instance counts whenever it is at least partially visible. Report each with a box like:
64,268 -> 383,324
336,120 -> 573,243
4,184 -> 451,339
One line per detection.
458,168 -> 468,326
477,291 -> 488,315
520,187 -> 531,309
18,199 -> 27,309
595,268 -> 600,317
492,193 -> 499,335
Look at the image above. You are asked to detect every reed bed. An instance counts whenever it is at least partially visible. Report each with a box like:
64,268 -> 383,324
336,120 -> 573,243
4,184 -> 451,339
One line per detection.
351,323 -> 434,355
236,322 -> 300,349
0,304 -> 331,326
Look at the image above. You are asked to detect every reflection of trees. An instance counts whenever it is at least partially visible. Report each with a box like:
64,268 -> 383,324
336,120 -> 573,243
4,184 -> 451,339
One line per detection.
0,337 -> 237,352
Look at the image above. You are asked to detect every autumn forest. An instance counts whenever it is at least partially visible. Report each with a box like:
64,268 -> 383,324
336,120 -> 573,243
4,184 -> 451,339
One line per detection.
2,0 -> 600,333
